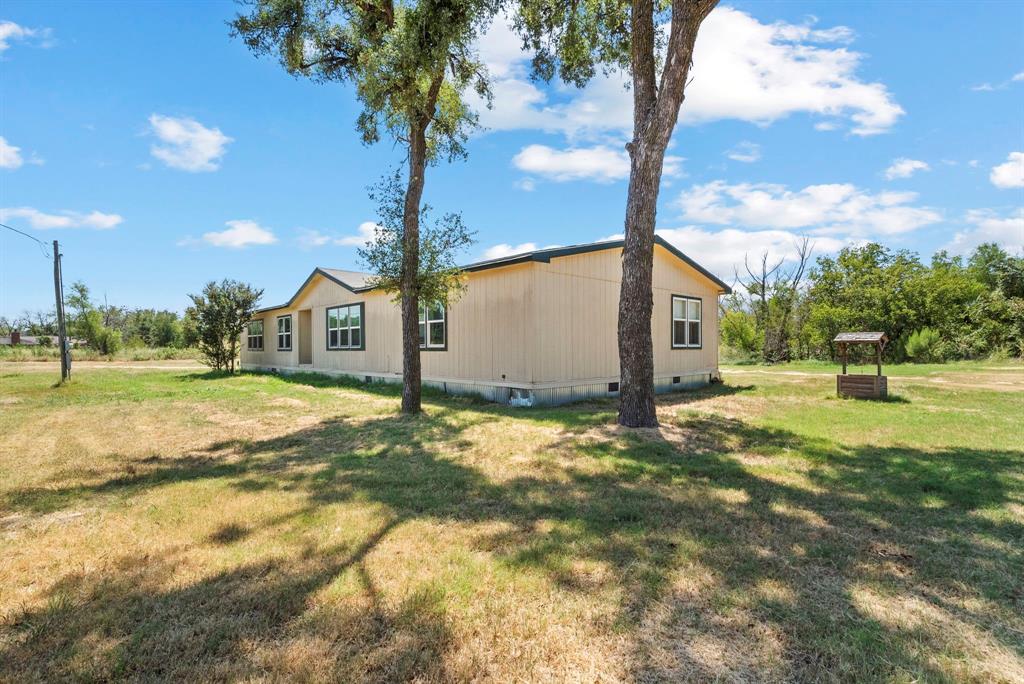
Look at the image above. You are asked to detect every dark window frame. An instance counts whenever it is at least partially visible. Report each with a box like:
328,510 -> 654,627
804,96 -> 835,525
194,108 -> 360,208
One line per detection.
276,314 -> 292,351
247,319 -> 264,351
670,294 -> 703,350
418,301 -> 448,352
325,302 -> 366,351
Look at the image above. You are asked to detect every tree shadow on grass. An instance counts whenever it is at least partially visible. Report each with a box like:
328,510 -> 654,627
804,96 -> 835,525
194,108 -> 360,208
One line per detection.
2,518 -> 457,681
3,394 -> 1022,680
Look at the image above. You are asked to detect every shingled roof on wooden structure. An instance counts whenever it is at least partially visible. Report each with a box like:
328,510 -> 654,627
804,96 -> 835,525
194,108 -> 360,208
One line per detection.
833,332 -> 888,344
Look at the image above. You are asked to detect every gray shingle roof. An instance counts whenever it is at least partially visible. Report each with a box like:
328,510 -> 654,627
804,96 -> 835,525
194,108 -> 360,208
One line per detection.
253,235 -> 730,314
833,332 -> 888,344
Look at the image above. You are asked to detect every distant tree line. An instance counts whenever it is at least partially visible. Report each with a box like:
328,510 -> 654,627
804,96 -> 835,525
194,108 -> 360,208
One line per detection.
721,241 -> 1024,364
0,280 -> 199,354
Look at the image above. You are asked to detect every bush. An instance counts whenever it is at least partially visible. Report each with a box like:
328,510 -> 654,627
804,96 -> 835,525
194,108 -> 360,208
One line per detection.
905,327 -> 942,363
720,310 -> 761,357
96,328 -> 123,355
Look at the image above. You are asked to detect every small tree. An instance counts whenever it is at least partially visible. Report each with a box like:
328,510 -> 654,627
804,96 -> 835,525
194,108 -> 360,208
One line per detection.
233,1 -> 498,414
188,280 -> 262,372
65,280 -> 94,340
905,327 -> 941,363
359,170 -> 475,325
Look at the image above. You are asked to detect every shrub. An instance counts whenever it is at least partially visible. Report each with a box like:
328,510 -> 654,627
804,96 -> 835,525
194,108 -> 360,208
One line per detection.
905,327 -> 942,363
96,328 -> 123,356
720,310 -> 761,357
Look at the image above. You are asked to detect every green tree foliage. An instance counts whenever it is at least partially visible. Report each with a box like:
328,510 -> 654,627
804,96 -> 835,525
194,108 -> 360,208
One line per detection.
63,281 -> 126,355
188,280 -> 263,372
904,327 -> 941,362
65,280 -> 94,340
720,309 -> 761,358
232,0 -> 498,414
358,170 -> 474,309
123,309 -> 185,348
722,241 -> 1024,363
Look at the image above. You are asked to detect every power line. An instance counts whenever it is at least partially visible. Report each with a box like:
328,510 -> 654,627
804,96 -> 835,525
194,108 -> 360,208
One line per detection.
0,221 -> 51,258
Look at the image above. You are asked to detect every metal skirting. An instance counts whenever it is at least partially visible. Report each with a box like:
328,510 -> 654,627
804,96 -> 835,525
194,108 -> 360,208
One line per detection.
247,364 -> 713,407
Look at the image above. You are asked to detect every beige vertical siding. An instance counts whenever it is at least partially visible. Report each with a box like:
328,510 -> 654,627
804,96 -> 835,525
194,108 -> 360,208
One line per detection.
240,244 -> 723,387
240,312 -> 298,369
530,243 -> 721,383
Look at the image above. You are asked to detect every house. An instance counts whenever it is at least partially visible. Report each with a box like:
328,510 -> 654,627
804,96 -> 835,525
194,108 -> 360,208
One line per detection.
240,236 -> 731,406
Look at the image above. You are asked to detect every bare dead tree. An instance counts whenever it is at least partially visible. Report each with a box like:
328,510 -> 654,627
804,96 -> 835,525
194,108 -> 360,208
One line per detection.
736,237 -> 813,363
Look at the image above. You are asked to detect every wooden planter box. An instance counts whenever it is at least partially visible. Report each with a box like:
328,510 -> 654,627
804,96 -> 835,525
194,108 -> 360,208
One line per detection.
837,374 -> 888,399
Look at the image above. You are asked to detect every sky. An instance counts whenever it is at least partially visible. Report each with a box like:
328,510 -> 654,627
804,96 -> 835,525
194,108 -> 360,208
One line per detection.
1,1 -> 1022,317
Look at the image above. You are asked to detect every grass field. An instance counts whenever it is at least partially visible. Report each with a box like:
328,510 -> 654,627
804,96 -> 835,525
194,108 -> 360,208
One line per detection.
1,361 -> 1021,682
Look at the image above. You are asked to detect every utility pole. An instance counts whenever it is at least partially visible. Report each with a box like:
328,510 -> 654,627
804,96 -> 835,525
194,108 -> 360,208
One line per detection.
53,239 -> 70,382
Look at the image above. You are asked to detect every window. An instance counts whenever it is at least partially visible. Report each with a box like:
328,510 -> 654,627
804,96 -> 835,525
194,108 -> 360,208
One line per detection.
419,302 -> 446,349
671,295 -> 701,348
277,315 -> 292,351
247,320 -> 264,351
326,303 -> 363,350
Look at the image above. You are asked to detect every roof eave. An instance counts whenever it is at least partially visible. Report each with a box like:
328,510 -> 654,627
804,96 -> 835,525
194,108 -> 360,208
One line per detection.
254,236 -> 731,315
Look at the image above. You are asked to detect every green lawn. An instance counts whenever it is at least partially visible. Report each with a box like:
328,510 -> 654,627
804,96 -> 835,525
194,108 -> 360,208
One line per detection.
1,362 -> 1021,682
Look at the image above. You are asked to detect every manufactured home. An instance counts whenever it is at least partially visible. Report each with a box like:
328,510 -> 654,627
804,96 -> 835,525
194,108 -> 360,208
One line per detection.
240,236 -> 731,406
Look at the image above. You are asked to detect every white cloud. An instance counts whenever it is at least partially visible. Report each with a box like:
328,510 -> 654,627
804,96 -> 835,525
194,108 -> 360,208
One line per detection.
990,151 -> 1024,189
726,141 -> 761,163
946,208 -> 1024,255
201,220 -> 276,248
971,71 -> 1024,92
148,114 -> 232,172
0,136 -> 22,169
0,206 -> 122,230
968,159 -> 980,168
655,226 -> 847,280
482,242 -> 539,259
0,137 -> 44,169
336,221 -> 379,246
515,177 -> 536,192
475,7 -> 902,139
512,144 -> 629,183
0,20 -> 53,52
511,144 -> 681,183
676,180 -> 941,236
296,229 -> 333,249
296,221 -> 379,249
884,158 -> 929,180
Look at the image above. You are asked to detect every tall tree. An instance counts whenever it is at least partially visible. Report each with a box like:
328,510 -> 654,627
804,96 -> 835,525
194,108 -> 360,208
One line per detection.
515,0 -> 718,426
232,0 -> 496,413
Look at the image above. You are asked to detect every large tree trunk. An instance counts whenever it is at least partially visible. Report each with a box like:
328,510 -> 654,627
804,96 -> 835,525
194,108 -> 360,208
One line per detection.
617,0 -> 717,428
398,69 -> 446,415
618,145 -> 666,427
400,123 -> 428,414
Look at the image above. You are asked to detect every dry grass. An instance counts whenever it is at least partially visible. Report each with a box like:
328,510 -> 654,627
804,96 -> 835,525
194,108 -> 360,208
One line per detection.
0,364 -> 1021,682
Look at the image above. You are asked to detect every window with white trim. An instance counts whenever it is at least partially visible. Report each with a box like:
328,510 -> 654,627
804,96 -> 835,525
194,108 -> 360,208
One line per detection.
419,302 -> 446,349
671,296 -> 701,348
326,304 -> 363,350
277,315 -> 292,351
247,320 -> 264,351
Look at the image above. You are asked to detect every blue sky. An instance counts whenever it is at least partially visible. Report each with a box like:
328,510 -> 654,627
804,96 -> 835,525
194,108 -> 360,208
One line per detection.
1,1 -> 1022,316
